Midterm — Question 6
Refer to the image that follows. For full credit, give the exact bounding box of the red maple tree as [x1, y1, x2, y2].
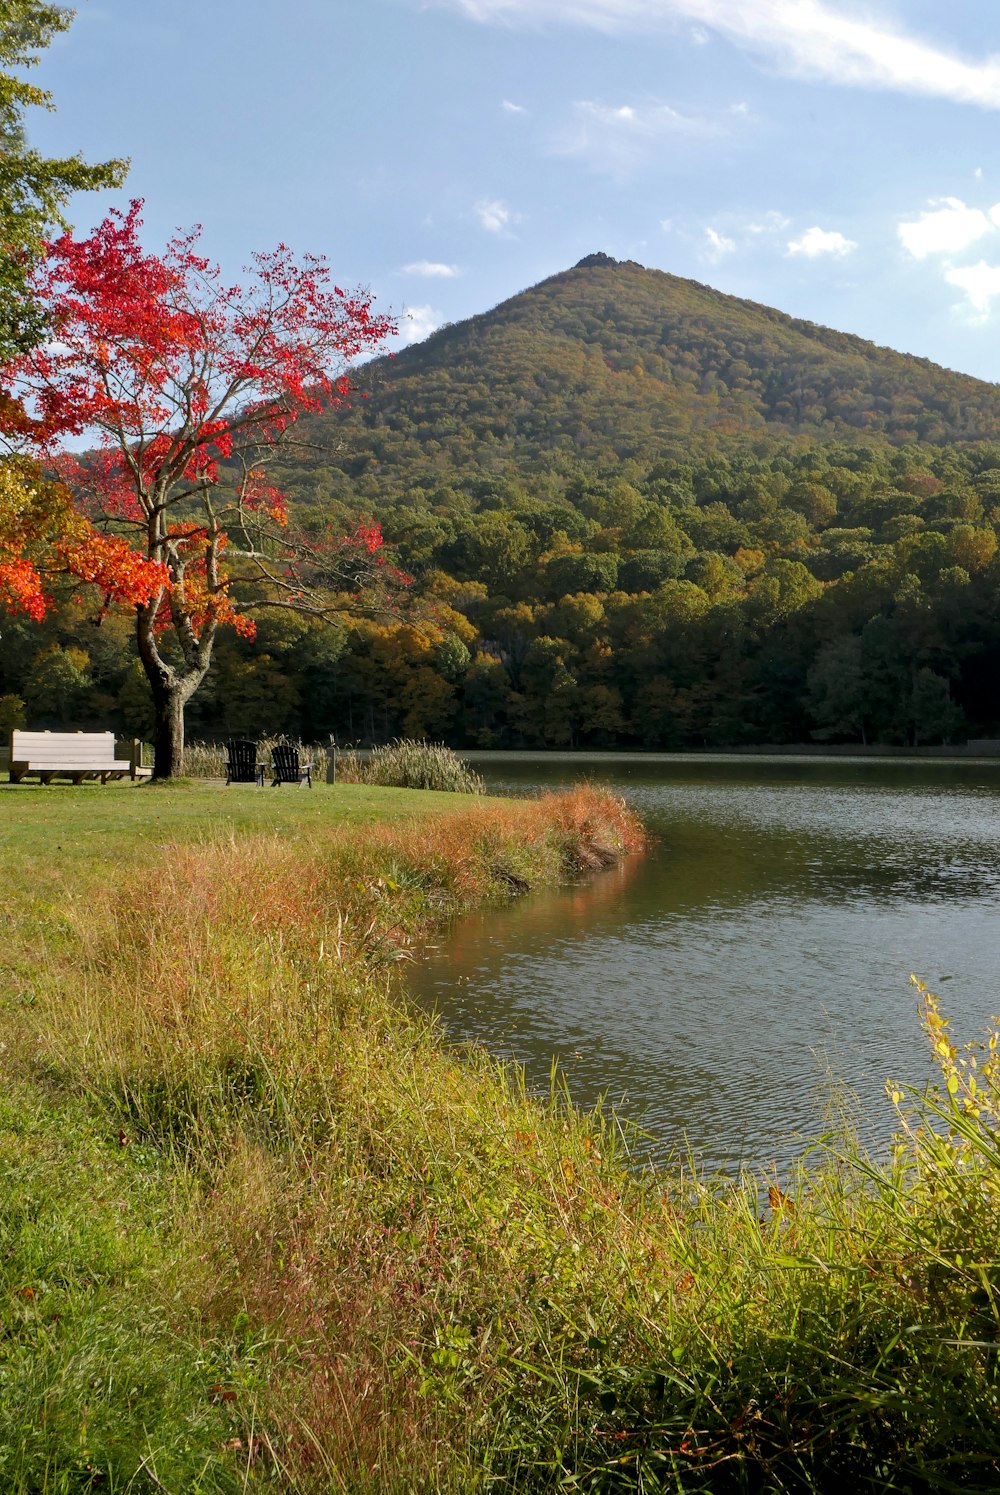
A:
[7, 202, 400, 776]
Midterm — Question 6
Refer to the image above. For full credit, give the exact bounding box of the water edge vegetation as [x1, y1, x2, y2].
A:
[2, 778, 1000, 1489]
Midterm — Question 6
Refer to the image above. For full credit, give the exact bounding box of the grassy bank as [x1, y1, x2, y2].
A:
[3, 781, 1000, 1490]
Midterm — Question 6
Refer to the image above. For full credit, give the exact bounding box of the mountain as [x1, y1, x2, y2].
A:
[289, 253, 1000, 501]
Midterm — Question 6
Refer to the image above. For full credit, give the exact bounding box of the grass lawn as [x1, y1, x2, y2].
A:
[0, 777, 485, 868]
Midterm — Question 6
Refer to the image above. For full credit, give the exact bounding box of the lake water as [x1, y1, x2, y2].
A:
[405, 755, 1000, 1175]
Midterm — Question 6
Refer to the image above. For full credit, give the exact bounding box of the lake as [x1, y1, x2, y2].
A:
[405, 754, 1000, 1175]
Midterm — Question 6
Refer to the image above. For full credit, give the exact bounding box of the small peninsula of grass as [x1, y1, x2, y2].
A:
[2, 778, 1000, 1491]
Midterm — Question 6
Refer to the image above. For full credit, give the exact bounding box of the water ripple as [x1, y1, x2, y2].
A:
[408, 758, 1000, 1174]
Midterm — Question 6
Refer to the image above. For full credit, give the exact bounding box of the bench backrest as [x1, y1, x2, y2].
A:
[11, 730, 121, 765]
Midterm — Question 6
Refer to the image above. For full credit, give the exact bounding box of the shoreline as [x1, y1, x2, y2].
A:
[3, 781, 1000, 1489]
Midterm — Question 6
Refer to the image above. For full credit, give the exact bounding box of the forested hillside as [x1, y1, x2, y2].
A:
[280, 252, 1000, 511]
[4, 255, 1000, 751]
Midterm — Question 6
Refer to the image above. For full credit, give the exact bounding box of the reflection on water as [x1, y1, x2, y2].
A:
[406, 756, 1000, 1174]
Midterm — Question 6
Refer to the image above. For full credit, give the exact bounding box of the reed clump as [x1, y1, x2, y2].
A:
[9, 782, 1000, 1490]
[337, 739, 485, 793]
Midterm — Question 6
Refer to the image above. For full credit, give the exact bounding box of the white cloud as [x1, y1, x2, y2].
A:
[703, 226, 736, 260]
[787, 225, 857, 258]
[898, 197, 999, 259]
[402, 259, 461, 277]
[572, 98, 712, 133]
[748, 210, 790, 234]
[896, 195, 1000, 321]
[428, 0, 1000, 110]
[473, 197, 519, 232]
[944, 261, 1000, 321]
[399, 305, 444, 344]
[555, 96, 723, 174]
[662, 208, 789, 255]
[501, 98, 526, 112]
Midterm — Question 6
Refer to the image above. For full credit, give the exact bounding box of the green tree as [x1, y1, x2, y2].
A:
[909, 667, 965, 745]
[0, 2, 126, 360]
[434, 632, 471, 683]
[542, 551, 619, 599]
[400, 667, 457, 740]
[807, 636, 869, 743]
[0, 689, 25, 737]
[118, 659, 154, 740]
[578, 682, 626, 744]
[461, 655, 511, 747]
[519, 637, 579, 745]
[23, 641, 90, 722]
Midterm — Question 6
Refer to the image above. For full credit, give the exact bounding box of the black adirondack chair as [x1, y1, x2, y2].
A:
[225, 739, 264, 786]
[270, 742, 312, 788]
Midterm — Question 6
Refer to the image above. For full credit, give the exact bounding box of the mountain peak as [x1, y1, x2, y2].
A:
[574, 252, 622, 270]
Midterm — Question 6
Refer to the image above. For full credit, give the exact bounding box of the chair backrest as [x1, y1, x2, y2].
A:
[271, 743, 300, 782]
[226, 739, 259, 782]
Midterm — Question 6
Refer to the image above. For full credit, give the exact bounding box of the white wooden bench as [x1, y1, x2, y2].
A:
[9, 730, 135, 784]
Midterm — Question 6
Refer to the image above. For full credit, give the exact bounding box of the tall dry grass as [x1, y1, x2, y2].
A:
[336, 739, 485, 793]
[19, 783, 1000, 1491]
[28, 787, 646, 1488]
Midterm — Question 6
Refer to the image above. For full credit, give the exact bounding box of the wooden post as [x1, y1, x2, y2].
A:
[327, 736, 337, 785]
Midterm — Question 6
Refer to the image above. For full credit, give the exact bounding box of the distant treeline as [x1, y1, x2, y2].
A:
[4, 439, 1000, 750]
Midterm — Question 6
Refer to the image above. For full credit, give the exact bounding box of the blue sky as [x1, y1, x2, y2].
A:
[28, 0, 1000, 381]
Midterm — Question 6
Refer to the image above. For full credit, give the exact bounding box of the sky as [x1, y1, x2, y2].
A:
[27, 0, 1000, 382]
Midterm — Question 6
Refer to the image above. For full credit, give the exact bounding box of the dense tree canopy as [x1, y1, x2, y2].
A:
[280, 255, 1000, 505]
[5, 439, 1000, 752]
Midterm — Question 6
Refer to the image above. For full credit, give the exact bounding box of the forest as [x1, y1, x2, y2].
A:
[4, 254, 1000, 750]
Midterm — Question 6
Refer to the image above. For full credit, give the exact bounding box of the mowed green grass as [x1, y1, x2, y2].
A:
[0, 777, 487, 870]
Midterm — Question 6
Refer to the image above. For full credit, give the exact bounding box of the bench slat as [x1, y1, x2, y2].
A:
[16, 762, 126, 771]
[9, 730, 132, 784]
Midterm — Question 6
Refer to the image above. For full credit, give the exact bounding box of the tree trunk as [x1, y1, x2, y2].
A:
[138, 640, 209, 780]
[151, 682, 187, 778]
[136, 601, 216, 780]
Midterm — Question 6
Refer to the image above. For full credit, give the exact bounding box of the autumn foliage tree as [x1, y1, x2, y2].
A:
[9, 202, 400, 775]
